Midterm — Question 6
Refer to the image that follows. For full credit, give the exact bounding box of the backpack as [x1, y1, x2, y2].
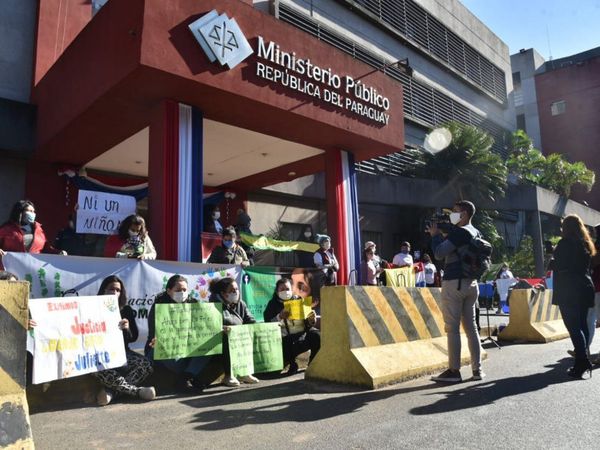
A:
[457, 232, 493, 280]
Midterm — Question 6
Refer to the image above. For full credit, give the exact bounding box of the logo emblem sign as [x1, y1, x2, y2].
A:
[188, 10, 253, 70]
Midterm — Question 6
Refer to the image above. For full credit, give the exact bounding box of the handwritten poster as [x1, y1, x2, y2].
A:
[153, 303, 223, 360]
[29, 295, 127, 384]
[76, 189, 137, 235]
[228, 323, 283, 376]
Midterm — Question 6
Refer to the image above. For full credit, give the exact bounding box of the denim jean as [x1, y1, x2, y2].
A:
[559, 303, 590, 359]
[441, 279, 482, 371]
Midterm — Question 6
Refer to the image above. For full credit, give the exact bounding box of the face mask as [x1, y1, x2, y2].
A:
[171, 291, 186, 303]
[277, 290, 293, 301]
[322, 242, 331, 250]
[128, 230, 138, 237]
[224, 292, 239, 304]
[304, 231, 312, 238]
[449, 212, 462, 225]
[223, 240, 234, 249]
[401, 248, 408, 254]
[24, 212, 36, 224]
[213, 212, 220, 220]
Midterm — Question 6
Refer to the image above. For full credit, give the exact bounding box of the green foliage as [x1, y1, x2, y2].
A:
[506, 235, 536, 278]
[405, 121, 508, 203]
[507, 131, 595, 197]
[472, 210, 506, 263]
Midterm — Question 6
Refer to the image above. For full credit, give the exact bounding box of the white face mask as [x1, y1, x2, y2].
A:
[213, 212, 220, 220]
[322, 241, 331, 251]
[171, 291, 186, 303]
[304, 231, 312, 238]
[277, 290, 293, 301]
[128, 230, 139, 237]
[224, 292, 239, 304]
[449, 212, 462, 225]
[24, 211, 36, 224]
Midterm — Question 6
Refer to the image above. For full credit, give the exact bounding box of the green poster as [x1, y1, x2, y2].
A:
[228, 323, 283, 377]
[154, 303, 223, 360]
[241, 268, 279, 321]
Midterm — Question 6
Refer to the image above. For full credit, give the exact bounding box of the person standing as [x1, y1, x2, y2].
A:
[103, 214, 156, 259]
[313, 235, 339, 286]
[360, 246, 383, 286]
[205, 206, 223, 234]
[392, 241, 413, 268]
[591, 225, 600, 364]
[551, 214, 596, 378]
[296, 225, 316, 268]
[422, 254, 438, 288]
[428, 200, 483, 383]
[207, 227, 250, 267]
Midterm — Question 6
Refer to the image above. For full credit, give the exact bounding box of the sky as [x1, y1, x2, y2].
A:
[459, 0, 600, 60]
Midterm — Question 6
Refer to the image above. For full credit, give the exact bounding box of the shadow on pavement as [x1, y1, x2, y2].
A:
[410, 358, 576, 415]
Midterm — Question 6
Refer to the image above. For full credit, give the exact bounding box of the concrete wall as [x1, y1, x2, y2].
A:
[280, 0, 515, 131]
[0, 157, 27, 222]
[0, 0, 37, 102]
[510, 49, 545, 149]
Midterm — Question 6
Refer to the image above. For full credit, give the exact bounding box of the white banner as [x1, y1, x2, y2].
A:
[4, 253, 242, 349]
[29, 295, 127, 384]
[76, 189, 137, 235]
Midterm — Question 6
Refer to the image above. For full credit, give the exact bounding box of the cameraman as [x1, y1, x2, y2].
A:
[427, 200, 483, 383]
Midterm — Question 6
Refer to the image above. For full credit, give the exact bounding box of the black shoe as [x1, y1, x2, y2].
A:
[287, 361, 299, 375]
[189, 377, 207, 391]
[567, 359, 592, 379]
[431, 369, 462, 383]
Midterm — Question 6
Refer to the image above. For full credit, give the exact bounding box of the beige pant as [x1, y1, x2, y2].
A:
[441, 279, 482, 371]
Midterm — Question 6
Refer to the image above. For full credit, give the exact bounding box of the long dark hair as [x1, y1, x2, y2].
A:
[5, 200, 35, 225]
[272, 278, 292, 299]
[97, 275, 128, 308]
[561, 214, 596, 256]
[209, 277, 236, 296]
[117, 214, 147, 241]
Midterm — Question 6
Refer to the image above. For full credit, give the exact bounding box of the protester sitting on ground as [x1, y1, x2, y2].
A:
[360, 246, 383, 286]
[0, 200, 66, 268]
[94, 275, 155, 406]
[313, 235, 339, 286]
[207, 226, 250, 267]
[145, 275, 209, 392]
[263, 278, 320, 374]
[296, 225, 316, 268]
[209, 277, 258, 387]
[422, 254, 438, 287]
[103, 214, 156, 259]
[205, 206, 223, 234]
[392, 241, 413, 268]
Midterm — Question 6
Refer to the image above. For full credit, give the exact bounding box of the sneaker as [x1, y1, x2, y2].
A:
[431, 369, 462, 383]
[138, 386, 156, 401]
[567, 349, 576, 357]
[238, 374, 260, 384]
[496, 308, 503, 314]
[224, 376, 241, 387]
[96, 388, 113, 406]
[472, 370, 486, 381]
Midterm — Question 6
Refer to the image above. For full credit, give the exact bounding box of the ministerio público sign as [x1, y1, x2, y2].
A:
[188, 10, 391, 126]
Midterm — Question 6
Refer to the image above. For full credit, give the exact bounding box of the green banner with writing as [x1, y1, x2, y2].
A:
[154, 303, 223, 360]
[228, 323, 283, 376]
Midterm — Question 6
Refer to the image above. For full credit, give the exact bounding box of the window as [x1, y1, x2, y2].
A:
[516, 114, 526, 131]
[551, 100, 566, 116]
[512, 72, 521, 88]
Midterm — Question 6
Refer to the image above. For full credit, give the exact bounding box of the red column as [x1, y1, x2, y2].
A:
[148, 100, 179, 260]
[324, 150, 349, 285]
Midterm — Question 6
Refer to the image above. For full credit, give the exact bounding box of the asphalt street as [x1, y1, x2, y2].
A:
[30, 336, 600, 450]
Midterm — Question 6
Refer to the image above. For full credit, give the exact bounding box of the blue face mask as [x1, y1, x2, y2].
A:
[223, 240, 234, 249]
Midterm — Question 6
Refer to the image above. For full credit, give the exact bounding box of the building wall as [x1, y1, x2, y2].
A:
[0, 158, 27, 221]
[510, 48, 545, 149]
[535, 53, 600, 209]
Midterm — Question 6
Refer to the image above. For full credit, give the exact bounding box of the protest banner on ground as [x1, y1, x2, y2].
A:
[154, 302, 223, 359]
[29, 295, 127, 384]
[240, 266, 321, 320]
[3, 253, 241, 349]
[228, 323, 283, 376]
[76, 189, 136, 235]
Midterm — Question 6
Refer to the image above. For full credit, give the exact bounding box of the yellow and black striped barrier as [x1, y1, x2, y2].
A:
[0, 280, 34, 449]
[499, 288, 568, 343]
[306, 286, 484, 389]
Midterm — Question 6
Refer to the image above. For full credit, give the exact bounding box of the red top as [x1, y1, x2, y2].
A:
[103, 235, 125, 258]
[0, 221, 59, 269]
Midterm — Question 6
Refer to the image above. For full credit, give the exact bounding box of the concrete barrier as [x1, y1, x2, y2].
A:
[0, 281, 34, 449]
[305, 286, 485, 389]
[499, 288, 568, 343]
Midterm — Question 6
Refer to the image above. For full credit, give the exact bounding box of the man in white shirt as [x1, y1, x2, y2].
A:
[392, 241, 413, 267]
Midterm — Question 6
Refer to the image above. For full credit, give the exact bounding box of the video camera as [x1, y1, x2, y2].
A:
[425, 211, 454, 233]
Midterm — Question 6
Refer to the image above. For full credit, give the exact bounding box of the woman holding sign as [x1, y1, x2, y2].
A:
[103, 214, 157, 259]
[0, 200, 66, 268]
[209, 277, 258, 387]
[95, 275, 155, 406]
[145, 275, 210, 392]
[264, 278, 320, 375]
